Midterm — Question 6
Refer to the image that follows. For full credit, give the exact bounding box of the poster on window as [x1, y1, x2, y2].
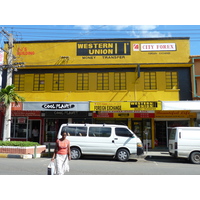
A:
[17, 117, 26, 124]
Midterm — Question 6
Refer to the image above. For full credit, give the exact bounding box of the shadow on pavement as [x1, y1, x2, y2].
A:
[75, 155, 138, 162]
[144, 155, 190, 164]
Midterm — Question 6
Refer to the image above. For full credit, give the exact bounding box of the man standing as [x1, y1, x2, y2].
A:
[32, 127, 39, 142]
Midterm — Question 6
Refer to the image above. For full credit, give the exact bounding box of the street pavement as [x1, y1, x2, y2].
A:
[1, 150, 199, 175]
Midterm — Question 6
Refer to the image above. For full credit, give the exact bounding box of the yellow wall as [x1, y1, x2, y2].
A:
[4, 38, 190, 68]
[17, 71, 180, 102]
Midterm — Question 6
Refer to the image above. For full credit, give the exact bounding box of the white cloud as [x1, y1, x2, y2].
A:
[134, 25, 159, 31]
[74, 25, 93, 31]
[72, 25, 172, 38]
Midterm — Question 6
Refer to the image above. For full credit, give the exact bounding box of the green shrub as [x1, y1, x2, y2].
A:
[0, 141, 40, 147]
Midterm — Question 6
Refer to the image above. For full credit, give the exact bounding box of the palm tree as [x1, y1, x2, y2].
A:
[0, 84, 25, 141]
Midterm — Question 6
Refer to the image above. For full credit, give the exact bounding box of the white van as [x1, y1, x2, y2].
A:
[57, 123, 144, 161]
[169, 127, 200, 164]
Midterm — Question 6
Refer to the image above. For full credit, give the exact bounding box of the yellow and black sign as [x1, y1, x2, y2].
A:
[77, 42, 130, 56]
[90, 101, 162, 111]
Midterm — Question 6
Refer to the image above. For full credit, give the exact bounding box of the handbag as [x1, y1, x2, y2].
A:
[47, 161, 56, 175]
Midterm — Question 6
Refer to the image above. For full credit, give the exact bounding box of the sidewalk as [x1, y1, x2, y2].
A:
[0, 149, 170, 159]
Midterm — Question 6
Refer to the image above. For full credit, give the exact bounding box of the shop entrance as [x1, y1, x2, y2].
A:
[155, 120, 189, 148]
[155, 121, 167, 147]
[132, 119, 152, 148]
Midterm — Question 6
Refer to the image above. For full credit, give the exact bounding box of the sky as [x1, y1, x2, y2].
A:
[1, 1, 200, 56]
[1, 25, 200, 56]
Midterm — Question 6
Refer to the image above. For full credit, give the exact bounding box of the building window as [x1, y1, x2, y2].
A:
[14, 74, 25, 91]
[53, 73, 64, 91]
[33, 74, 45, 91]
[166, 72, 178, 89]
[97, 73, 109, 90]
[114, 72, 126, 90]
[77, 73, 89, 90]
[144, 72, 157, 90]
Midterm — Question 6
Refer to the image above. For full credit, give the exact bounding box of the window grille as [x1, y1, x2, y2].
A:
[53, 73, 64, 91]
[114, 72, 126, 90]
[166, 72, 178, 89]
[33, 74, 45, 91]
[77, 73, 89, 90]
[14, 74, 25, 91]
[144, 72, 157, 90]
[97, 73, 109, 90]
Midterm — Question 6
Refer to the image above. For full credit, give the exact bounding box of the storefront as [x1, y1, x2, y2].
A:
[22, 101, 91, 144]
[11, 110, 42, 142]
[42, 111, 92, 143]
[0, 100, 198, 149]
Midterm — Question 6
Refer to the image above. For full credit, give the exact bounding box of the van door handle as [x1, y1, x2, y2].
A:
[112, 138, 118, 143]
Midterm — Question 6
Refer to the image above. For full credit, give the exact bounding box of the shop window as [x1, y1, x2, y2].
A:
[114, 72, 126, 90]
[89, 127, 111, 137]
[11, 117, 27, 138]
[45, 119, 57, 142]
[77, 73, 89, 90]
[53, 73, 64, 91]
[33, 74, 45, 91]
[166, 72, 178, 89]
[14, 74, 25, 91]
[97, 73, 109, 90]
[144, 72, 157, 90]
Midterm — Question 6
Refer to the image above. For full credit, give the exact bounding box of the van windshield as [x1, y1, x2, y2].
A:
[169, 129, 176, 140]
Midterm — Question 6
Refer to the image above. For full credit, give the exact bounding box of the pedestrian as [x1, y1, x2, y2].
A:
[51, 131, 71, 175]
[32, 127, 39, 142]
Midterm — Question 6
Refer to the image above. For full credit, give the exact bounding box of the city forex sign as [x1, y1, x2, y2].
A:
[141, 43, 176, 51]
[77, 42, 130, 56]
[90, 101, 162, 111]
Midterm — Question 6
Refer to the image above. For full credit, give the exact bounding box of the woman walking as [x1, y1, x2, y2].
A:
[51, 131, 71, 175]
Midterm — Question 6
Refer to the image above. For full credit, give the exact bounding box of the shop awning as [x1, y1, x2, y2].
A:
[162, 101, 200, 111]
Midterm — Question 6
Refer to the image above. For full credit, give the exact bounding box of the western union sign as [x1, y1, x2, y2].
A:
[90, 101, 162, 111]
[77, 42, 130, 56]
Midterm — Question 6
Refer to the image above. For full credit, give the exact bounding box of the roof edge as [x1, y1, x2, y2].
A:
[4, 37, 190, 44]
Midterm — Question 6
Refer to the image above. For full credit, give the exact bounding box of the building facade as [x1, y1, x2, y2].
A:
[0, 37, 195, 149]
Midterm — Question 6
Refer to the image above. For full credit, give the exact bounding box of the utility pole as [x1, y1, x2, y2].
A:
[1, 28, 25, 141]
[1, 28, 14, 141]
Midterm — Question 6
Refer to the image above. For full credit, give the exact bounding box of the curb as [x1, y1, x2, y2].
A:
[0, 153, 42, 159]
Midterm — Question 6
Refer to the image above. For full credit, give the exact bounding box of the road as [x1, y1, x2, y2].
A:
[0, 154, 200, 175]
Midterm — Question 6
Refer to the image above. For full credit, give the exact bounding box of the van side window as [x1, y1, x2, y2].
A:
[61, 126, 87, 136]
[115, 128, 133, 137]
[89, 127, 111, 137]
[169, 129, 176, 140]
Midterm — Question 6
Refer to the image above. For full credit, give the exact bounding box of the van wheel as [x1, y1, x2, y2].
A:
[71, 147, 81, 160]
[116, 149, 129, 162]
[190, 152, 200, 164]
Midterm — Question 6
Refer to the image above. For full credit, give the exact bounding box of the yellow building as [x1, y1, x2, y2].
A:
[1, 37, 195, 148]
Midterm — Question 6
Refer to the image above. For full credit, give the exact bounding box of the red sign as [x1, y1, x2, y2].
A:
[0, 102, 23, 111]
[11, 102, 23, 111]
[17, 117, 26, 123]
[93, 112, 113, 118]
[17, 47, 35, 55]
[133, 44, 139, 51]
[12, 111, 41, 117]
[134, 113, 155, 118]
